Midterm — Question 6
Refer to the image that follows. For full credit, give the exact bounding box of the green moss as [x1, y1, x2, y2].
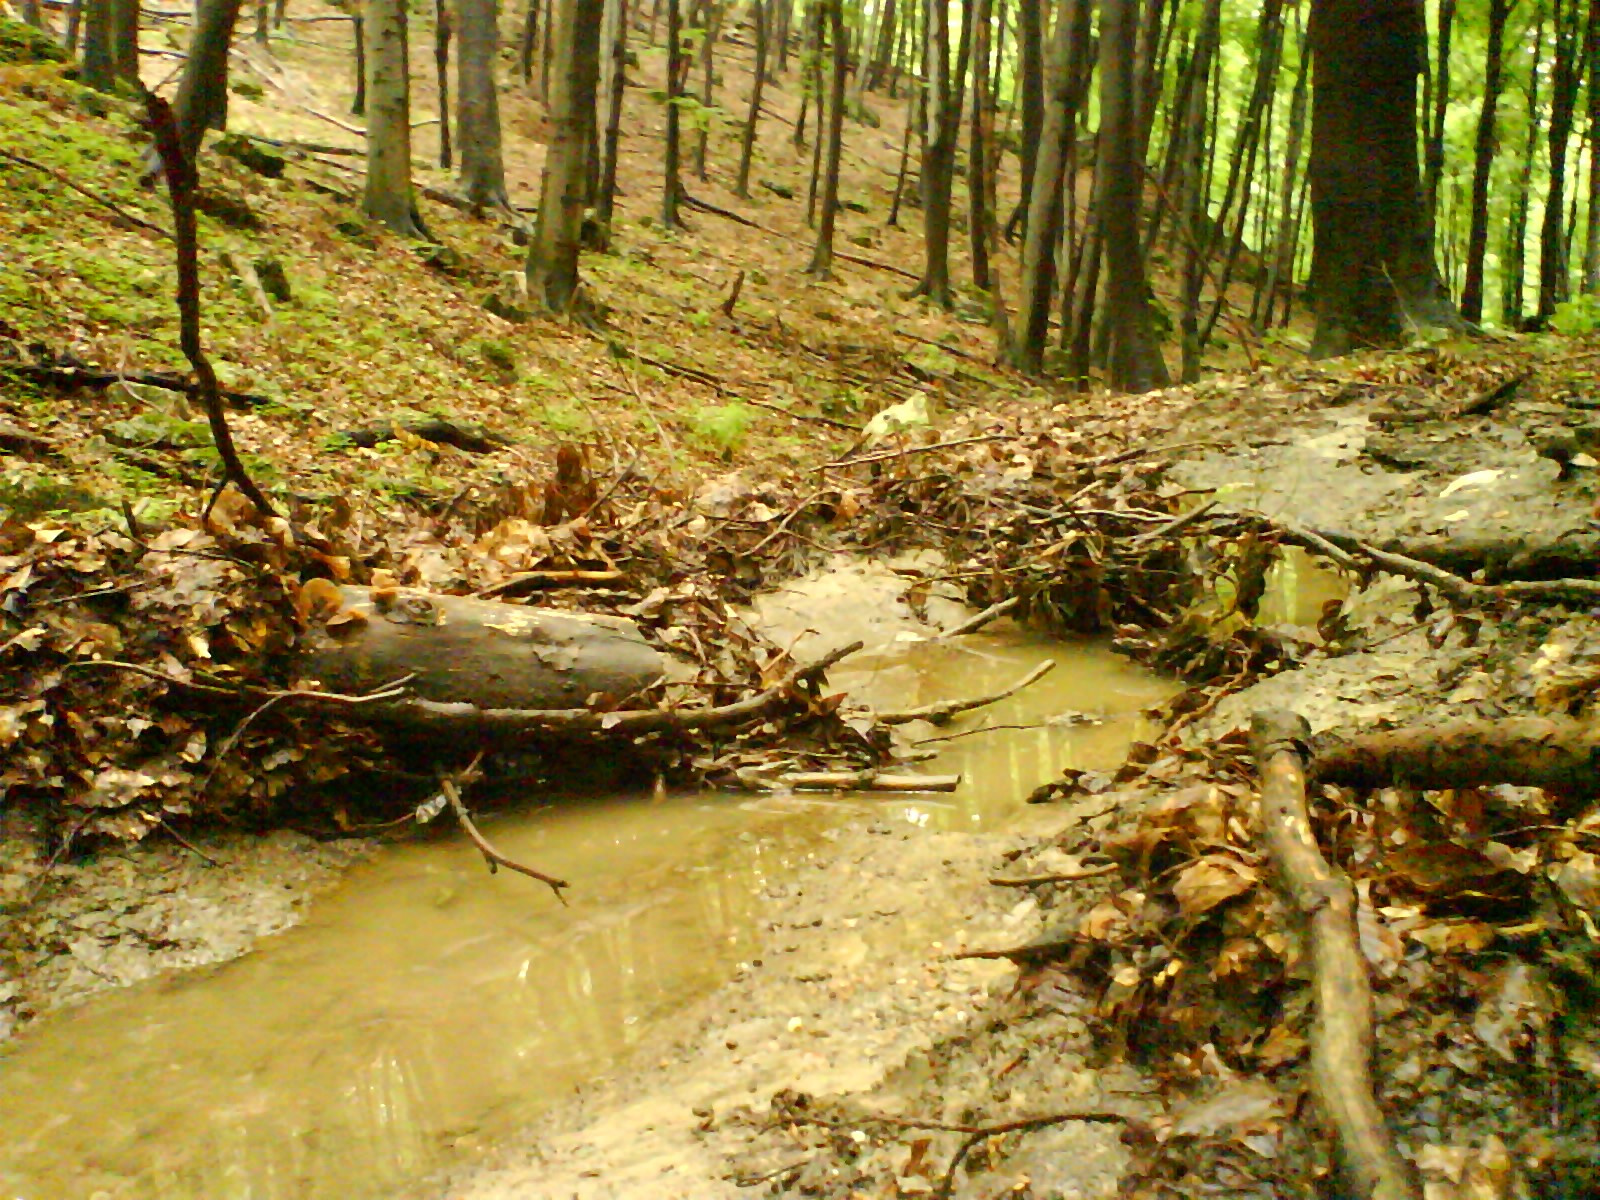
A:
[0, 16, 68, 64]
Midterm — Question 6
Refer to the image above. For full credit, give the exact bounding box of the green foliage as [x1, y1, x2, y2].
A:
[0, 15, 68, 64]
[1549, 295, 1600, 337]
[690, 401, 755, 451]
[104, 411, 212, 450]
[474, 336, 518, 379]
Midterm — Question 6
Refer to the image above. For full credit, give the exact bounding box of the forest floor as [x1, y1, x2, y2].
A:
[3, 10, 1600, 1198]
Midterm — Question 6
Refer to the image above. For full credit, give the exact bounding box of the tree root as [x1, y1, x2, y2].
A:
[1251, 711, 1419, 1200]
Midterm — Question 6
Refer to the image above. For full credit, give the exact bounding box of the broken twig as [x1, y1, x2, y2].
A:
[878, 659, 1055, 726]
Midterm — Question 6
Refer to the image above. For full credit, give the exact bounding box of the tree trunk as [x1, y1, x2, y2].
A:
[1503, 12, 1545, 330]
[66, 0, 84, 55]
[20, 0, 44, 27]
[735, 0, 767, 197]
[435, 0, 453, 170]
[868, 0, 896, 87]
[352, 1, 368, 113]
[1176, 0, 1219, 381]
[662, 0, 684, 225]
[794, 0, 819, 147]
[457, 0, 508, 207]
[528, 0, 603, 311]
[694, 0, 723, 179]
[806, 0, 847, 275]
[363, 0, 424, 237]
[80, 0, 115, 92]
[887, 86, 918, 227]
[173, 0, 243, 164]
[1004, 0, 1043, 243]
[775, 0, 791, 73]
[593, 0, 629, 239]
[1421, 0, 1453, 256]
[109, 0, 138, 80]
[1307, 0, 1456, 356]
[966, 0, 993, 290]
[911, 0, 973, 307]
[1009, 0, 1088, 373]
[1459, 0, 1507, 323]
[1099, 0, 1170, 393]
[1537, 0, 1583, 323]
[1259, 10, 1308, 334]
[1584, 0, 1600, 294]
[519, 0, 539, 84]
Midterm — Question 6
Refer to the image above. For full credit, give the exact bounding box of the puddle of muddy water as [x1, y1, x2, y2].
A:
[0, 571, 1186, 1200]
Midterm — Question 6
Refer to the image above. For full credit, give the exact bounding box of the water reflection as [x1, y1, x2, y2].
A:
[0, 631, 1171, 1200]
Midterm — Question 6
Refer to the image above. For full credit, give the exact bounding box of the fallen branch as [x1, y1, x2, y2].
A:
[1251, 711, 1419, 1200]
[988, 863, 1119, 887]
[1311, 715, 1600, 819]
[1303, 529, 1600, 605]
[0, 148, 172, 239]
[1, 360, 275, 409]
[819, 433, 1012, 471]
[359, 640, 864, 737]
[779, 770, 961, 792]
[473, 569, 625, 599]
[939, 595, 1020, 637]
[1453, 371, 1529, 418]
[441, 768, 568, 901]
[878, 659, 1055, 727]
[338, 415, 511, 452]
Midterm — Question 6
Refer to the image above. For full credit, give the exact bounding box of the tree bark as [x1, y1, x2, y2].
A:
[1536, 0, 1583, 323]
[109, 0, 138, 81]
[1421, 0, 1452, 256]
[1099, 0, 1170, 393]
[868, 0, 896, 87]
[79, 0, 115, 92]
[457, 0, 509, 207]
[1176, 0, 1219, 382]
[519, 0, 539, 84]
[351, 0, 368, 115]
[434, 0, 453, 169]
[911, 0, 973, 307]
[1503, 11, 1544, 330]
[806, 0, 847, 276]
[662, 0, 684, 225]
[1004, 0, 1043, 244]
[735, 0, 767, 197]
[1584, 0, 1600, 294]
[1459, 0, 1508, 324]
[363, 0, 424, 237]
[172, 0, 244, 165]
[1307, 0, 1456, 356]
[966, 0, 993, 290]
[593, 0, 629, 238]
[1009, 0, 1088, 374]
[527, 0, 603, 311]
[1259, 10, 1308, 333]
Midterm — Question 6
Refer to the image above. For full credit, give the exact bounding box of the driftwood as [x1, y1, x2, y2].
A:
[338, 416, 511, 452]
[1311, 716, 1600, 820]
[1251, 711, 1419, 1200]
[297, 587, 666, 711]
[878, 659, 1055, 726]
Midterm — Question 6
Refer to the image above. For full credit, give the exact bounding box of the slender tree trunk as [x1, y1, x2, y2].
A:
[108, 0, 137, 76]
[794, 0, 819, 146]
[966, 0, 993, 290]
[1176, 0, 1219, 381]
[911, 0, 973, 306]
[1421, 0, 1453, 254]
[807, 0, 847, 275]
[274, 0, 288, 26]
[173, 0, 243, 163]
[1504, 10, 1545, 329]
[1003, 0, 1041, 244]
[1537, 0, 1583, 322]
[352, 1, 368, 114]
[1307, 0, 1456, 356]
[80, 0, 115, 92]
[662, 0, 684, 225]
[65, 0, 84, 54]
[1259, 9, 1308, 335]
[257, 0, 270, 42]
[435, 0, 453, 170]
[21, 0, 44, 27]
[1098, 0, 1168, 391]
[519, 0, 539, 83]
[736, 0, 768, 197]
[694, 0, 723, 179]
[868, 0, 896, 87]
[363, 0, 424, 237]
[528, 0, 604, 310]
[887, 87, 918, 227]
[594, 0, 629, 237]
[1010, 0, 1088, 372]
[1584, 0, 1600, 294]
[1460, 0, 1508, 323]
[457, 0, 508, 206]
[775, 0, 791, 72]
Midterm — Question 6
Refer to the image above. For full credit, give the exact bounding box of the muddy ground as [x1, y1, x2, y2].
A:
[5, 347, 1599, 1196]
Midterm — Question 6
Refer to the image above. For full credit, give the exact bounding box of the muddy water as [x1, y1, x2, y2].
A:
[0, 570, 1196, 1200]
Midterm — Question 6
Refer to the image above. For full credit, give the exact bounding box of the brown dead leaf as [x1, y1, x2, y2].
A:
[1172, 855, 1258, 918]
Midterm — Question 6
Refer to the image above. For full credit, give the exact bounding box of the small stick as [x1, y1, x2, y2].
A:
[157, 817, 225, 866]
[878, 659, 1055, 727]
[940, 595, 1020, 637]
[778, 771, 962, 792]
[441, 774, 569, 901]
[988, 863, 1119, 887]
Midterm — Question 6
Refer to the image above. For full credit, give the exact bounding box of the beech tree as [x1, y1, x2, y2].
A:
[457, 0, 509, 208]
[1306, 0, 1456, 355]
[528, 0, 604, 311]
[363, 0, 424, 237]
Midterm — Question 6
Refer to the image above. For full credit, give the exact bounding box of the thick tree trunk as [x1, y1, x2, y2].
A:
[593, 0, 629, 237]
[1536, 0, 1583, 323]
[457, 0, 509, 207]
[1459, 0, 1508, 323]
[363, 0, 424, 237]
[173, 0, 243, 164]
[1421, 0, 1452, 256]
[806, 0, 847, 276]
[735, 0, 767, 197]
[662, 0, 684, 225]
[528, 0, 603, 311]
[1099, 0, 1170, 393]
[297, 588, 665, 711]
[80, 0, 115, 92]
[1009, 0, 1088, 373]
[1307, 0, 1456, 356]
[434, 0, 453, 169]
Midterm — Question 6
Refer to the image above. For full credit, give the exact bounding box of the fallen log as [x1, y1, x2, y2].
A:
[1251, 711, 1419, 1200]
[1311, 716, 1600, 820]
[780, 770, 961, 792]
[296, 586, 666, 710]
